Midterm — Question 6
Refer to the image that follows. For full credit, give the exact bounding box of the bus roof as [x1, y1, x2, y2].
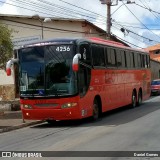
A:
[86, 37, 148, 54]
[21, 37, 148, 54]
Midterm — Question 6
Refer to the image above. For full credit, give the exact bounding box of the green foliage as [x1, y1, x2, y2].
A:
[0, 22, 13, 69]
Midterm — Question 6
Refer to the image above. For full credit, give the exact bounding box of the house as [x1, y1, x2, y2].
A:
[146, 44, 160, 80]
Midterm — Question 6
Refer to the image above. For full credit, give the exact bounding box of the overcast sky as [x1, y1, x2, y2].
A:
[1, 0, 160, 48]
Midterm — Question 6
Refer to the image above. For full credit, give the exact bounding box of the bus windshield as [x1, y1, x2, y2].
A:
[19, 44, 78, 97]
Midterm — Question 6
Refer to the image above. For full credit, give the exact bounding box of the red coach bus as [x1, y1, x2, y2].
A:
[6, 37, 151, 123]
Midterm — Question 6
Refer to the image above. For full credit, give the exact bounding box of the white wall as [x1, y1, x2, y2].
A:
[0, 70, 14, 85]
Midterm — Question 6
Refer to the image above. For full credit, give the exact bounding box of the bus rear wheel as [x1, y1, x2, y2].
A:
[137, 91, 142, 106]
[92, 99, 99, 120]
[131, 91, 137, 108]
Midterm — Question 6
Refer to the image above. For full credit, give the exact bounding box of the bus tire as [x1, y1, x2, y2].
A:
[46, 120, 56, 125]
[137, 90, 142, 106]
[131, 91, 137, 108]
[92, 99, 99, 120]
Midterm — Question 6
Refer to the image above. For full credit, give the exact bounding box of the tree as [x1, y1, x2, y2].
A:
[0, 22, 13, 69]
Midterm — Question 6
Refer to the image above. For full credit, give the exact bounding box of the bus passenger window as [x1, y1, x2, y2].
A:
[141, 55, 145, 68]
[134, 53, 138, 68]
[92, 45, 105, 67]
[146, 55, 150, 68]
[116, 49, 122, 67]
[130, 52, 135, 68]
[126, 51, 131, 68]
[110, 49, 116, 67]
[121, 50, 126, 68]
[106, 48, 116, 67]
[137, 54, 141, 68]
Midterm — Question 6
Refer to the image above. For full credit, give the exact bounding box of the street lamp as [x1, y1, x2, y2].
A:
[32, 14, 52, 39]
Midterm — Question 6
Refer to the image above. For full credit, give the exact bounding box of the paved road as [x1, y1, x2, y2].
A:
[0, 96, 160, 160]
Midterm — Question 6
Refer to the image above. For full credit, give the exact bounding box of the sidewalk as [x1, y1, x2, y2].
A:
[0, 110, 43, 133]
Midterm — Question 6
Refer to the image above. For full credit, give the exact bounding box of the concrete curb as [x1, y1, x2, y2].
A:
[0, 99, 20, 111]
[0, 120, 44, 134]
[0, 110, 22, 119]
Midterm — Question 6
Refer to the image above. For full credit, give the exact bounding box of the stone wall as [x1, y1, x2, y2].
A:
[0, 84, 15, 101]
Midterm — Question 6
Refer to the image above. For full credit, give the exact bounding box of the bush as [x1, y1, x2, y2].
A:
[0, 23, 13, 69]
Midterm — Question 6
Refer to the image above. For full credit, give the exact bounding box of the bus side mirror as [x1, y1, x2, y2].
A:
[72, 53, 81, 71]
[6, 59, 19, 76]
[6, 60, 12, 76]
[6, 68, 11, 76]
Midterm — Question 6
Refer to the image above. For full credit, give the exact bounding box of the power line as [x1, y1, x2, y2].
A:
[4, 0, 107, 28]
[36, 0, 102, 21]
[122, 1, 160, 40]
[1, 0, 159, 48]
[58, 0, 106, 18]
[135, 2, 160, 15]
[113, 21, 160, 26]
[138, 0, 160, 20]
[113, 23, 160, 30]
[111, 3, 124, 16]
[112, 20, 160, 43]
[142, 0, 160, 19]
[111, 33, 143, 48]
[112, 25, 145, 44]
[0, 0, 58, 17]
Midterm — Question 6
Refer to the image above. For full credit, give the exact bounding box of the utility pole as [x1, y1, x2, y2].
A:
[100, 0, 118, 39]
[107, 0, 111, 39]
[100, 0, 135, 40]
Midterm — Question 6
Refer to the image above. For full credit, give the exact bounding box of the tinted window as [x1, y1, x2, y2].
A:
[151, 81, 160, 85]
[130, 52, 135, 68]
[137, 53, 141, 68]
[146, 55, 150, 68]
[19, 45, 77, 96]
[121, 50, 126, 68]
[116, 49, 122, 67]
[134, 53, 138, 68]
[106, 48, 116, 67]
[141, 55, 145, 68]
[126, 51, 131, 68]
[92, 45, 105, 67]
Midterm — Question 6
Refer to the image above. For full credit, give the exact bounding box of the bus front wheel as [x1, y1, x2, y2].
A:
[92, 99, 99, 120]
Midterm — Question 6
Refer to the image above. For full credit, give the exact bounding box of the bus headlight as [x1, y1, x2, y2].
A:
[61, 103, 77, 109]
[21, 104, 32, 109]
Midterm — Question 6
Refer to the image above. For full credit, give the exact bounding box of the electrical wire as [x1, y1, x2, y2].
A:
[5, 0, 107, 27]
[58, 0, 106, 18]
[138, 0, 160, 20]
[112, 20, 160, 43]
[122, 1, 160, 40]
[112, 25, 145, 44]
[135, 2, 160, 15]
[111, 33, 144, 49]
[1, 0, 160, 48]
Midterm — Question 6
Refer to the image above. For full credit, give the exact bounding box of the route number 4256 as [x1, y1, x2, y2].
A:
[56, 46, 71, 52]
